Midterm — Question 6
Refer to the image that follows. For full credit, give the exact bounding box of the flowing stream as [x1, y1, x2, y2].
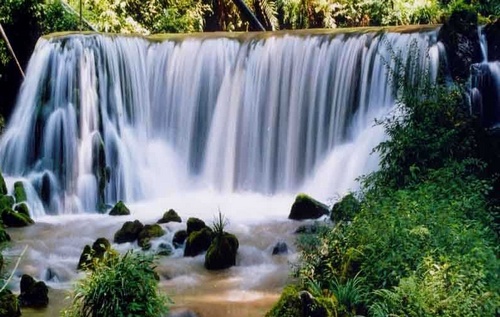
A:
[1, 27, 440, 316]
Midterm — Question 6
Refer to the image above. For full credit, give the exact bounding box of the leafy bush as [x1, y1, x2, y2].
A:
[63, 250, 170, 317]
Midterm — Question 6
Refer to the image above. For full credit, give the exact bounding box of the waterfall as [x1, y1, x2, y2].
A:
[470, 26, 500, 128]
[0, 30, 440, 216]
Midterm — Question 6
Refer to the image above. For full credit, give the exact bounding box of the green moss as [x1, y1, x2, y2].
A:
[138, 224, 165, 250]
[157, 209, 181, 223]
[13, 181, 27, 203]
[204, 233, 239, 270]
[109, 200, 130, 216]
[330, 193, 361, 222]
[184, 227, 213, 257]
[15, 202, 30, 218]
[1, 208, 34, 227]
[266, 285, 335, 317]
[0, 171, 7, 196]
[0, 290, 21, 317]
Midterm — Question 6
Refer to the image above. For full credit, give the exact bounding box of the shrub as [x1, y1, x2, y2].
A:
[63, 250, 170, 317]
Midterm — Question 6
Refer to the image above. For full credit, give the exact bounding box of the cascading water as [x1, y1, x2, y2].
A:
[0, 29, 440, 217]
[471, 27, 500, 128]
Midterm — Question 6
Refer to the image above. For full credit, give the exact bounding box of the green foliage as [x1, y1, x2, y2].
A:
[64, 250, 170, 317]
[42, 0, 80, 34]
[211, 210, 228, 237]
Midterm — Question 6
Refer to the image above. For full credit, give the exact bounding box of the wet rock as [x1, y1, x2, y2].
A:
[295, 223, 320, 234]
[272, 242, 288, 255]
[330, 193, 361, 223]
[18, 274, 49, 308]
[485, 19, 500, 61]
[157, 209, 182, 224]
[114, 220, 144, 244]
[288, 194, 329, 220]
[0, 195, 14, 211]
[109, 200, 130, 216]
[1, 207, 34, 227]
[0, 170, 7, 196]
[204, 233, 239, 270]
[0, 290, 21, 317]
[184, 227, 213, 257]
[265, 285, 334, 317]
[138, 224, 165, 250]
[172, 230, 188, 248]
[77, 237, 111, 270]
[44, 267, 59, 282]
[186, 217, 207, 235]
[438, 9, 482, 80]
[15, 202, 30, 218]
[13, 181, 27, 203]
[157, 243, 173, 256]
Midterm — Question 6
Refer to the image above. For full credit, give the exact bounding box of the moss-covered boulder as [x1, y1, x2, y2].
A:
[77, 237, 111, 270]
[437, 9, 482, 80]
[114, 220, 144, 244]
[186, 217, 207, 235]
[330, 193, 361, 223]
[0, 290, 21, 317]
[485, 19, 500, 61]
[0, 170, 7, 196]
[0, 195, 14, 212]
[204, 233, 239, 270]
[109, 200, 130, 216]
[157, 243, 173, 256]
[157, 209, 182, 223]
[1, 207, 34, 227]
[15, 202, 30, 218]
[184, 227, 213, 257]
[173, 230, 188, 248]
[288, 194, 329, 220]
[18, 274, 49, 308]
[138, 224, 165, 250]
[265, 285, 336, 317]
[13, 181, 27, 203]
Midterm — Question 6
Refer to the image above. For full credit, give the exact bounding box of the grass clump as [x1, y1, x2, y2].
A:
[63, 250, 170, 317]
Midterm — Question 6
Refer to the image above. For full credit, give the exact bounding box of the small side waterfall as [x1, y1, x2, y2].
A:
[471, 26, 500, 128]
[0, 30, 440, 216]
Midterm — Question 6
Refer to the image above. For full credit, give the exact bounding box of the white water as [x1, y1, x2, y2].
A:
[0, 30, 439, 217]
[471, 27, 500, 128]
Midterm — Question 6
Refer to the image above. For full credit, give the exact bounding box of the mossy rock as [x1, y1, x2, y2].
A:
[157, 209, 182, 223]
[114, 220, 144, 244]
[0, 170, 7, 196]
[265, 285, 336, 317]
[485, 19, 500, 61]
[77, 237, 111, 270]
[138, 224, 165, 250]
[173, 230, 188, 248]
[184, 227, 213, 257]
[0, 195, 14, 212]
[330, 193, 361, 222]
[109, 200, 130, 216]
[0, 290, 21, 317]
[15, 202, 30, 218]
[13, 181, 27, 203]
[437, 9, 482, 80]
[18, 274, 49, 308]
[204, 233, 239, 270]
[186, 217, 207, 235]
[1, 208, 34, 227]
[156, 243, 173, 256]
[288, 194, 329, 220]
